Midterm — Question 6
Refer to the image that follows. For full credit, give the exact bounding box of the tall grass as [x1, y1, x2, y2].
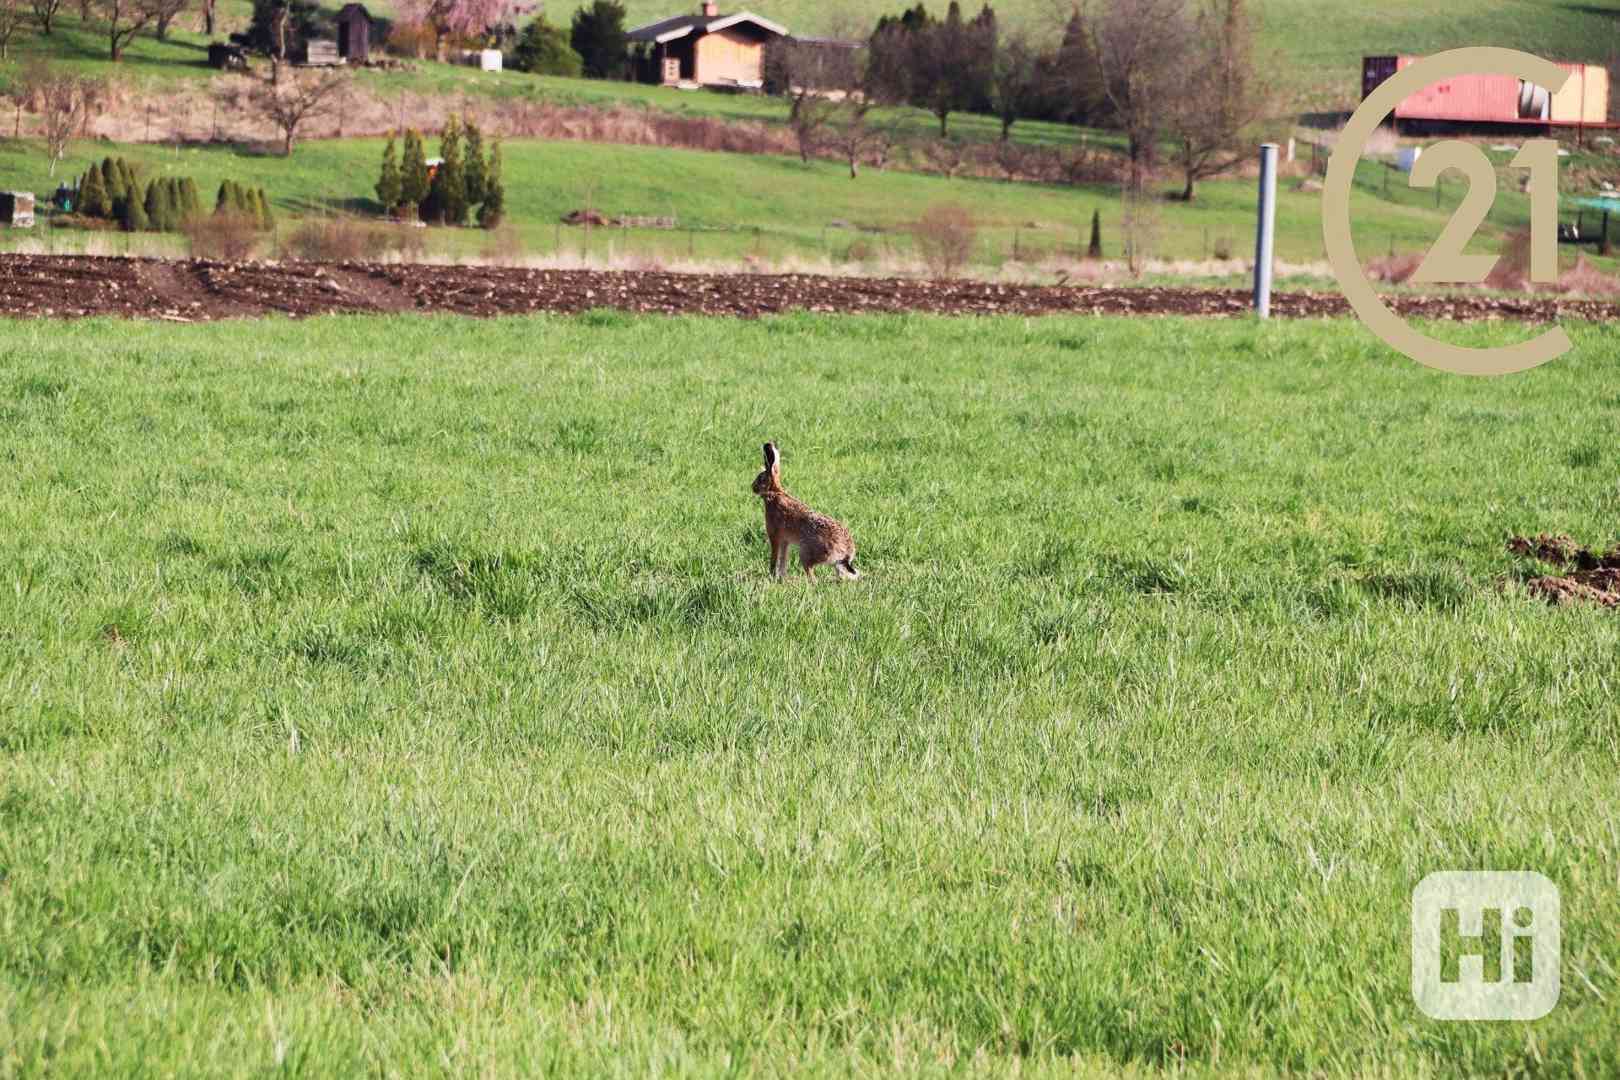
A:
[1, 312, 1618, 1075]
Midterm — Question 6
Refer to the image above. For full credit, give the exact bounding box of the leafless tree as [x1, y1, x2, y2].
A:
[769, 40, 852, 164]
[924, 137, 969, 179]
[92, 0, 163, 61]
[199, 0, 213, 34]
[30, 0, 64, 34]
[250, 68, 350, 156]
[1164, 0, 1275, 200]
[989, 33, 1042, 141]
[16, 61, 104, 175]
[149, 0, 187, 39]
[768, 30, 871, 166]
[827, 97, 883, 179]
[1087, 0, 1193, 190]
[0, 0, 29, 58]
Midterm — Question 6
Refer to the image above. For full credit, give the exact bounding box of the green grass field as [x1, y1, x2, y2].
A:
[3, 311, 1619, 1075]
[8, 132, 1614, 277]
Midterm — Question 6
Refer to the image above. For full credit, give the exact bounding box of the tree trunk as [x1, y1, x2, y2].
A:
[284, 131, 294, 156]
[1181, 174, 1195, 201]
[937, 110, 948, 137]
[203, 0, 214, 34]
[848, 154, 858, 179]
[1000, 115, 1013, 141]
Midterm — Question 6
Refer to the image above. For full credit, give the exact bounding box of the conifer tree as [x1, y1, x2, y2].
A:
[375, 132, 402, 213]
[121, 182, 149, 231]
[477, 141, 504, 229]
[400, 129, 430, 214]
[79, 163, 111, 218]
[462, 119, 486, 209]
[180, 177, 201, 220]
[144, 179, 168, 231]
[429, 114, 467, 226]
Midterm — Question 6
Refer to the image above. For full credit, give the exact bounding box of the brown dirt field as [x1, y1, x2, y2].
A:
[6, 255, 1620, 324]
[1507, 534, 1620, 607]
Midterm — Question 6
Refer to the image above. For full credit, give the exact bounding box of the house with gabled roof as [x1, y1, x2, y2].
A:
[627, 2, 788, 89]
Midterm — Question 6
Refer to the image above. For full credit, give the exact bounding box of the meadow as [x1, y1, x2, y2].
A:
[2, 310, 1619, 1075]
[4, 130, 1601, 278]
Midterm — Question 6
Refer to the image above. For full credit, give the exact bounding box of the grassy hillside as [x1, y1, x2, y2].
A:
[5, 132, 1614, 277]
[614, 0, 1620, 109]
[3, 311, 1619, 1074]
[4, 0, 1618, 120]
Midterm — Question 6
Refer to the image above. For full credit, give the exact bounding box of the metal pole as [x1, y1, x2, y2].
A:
[1253, 142, 1278, 319]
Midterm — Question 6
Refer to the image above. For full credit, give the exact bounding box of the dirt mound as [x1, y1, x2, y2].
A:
[6, 255, 1620, 324]
[1506, 533, 1620, 607]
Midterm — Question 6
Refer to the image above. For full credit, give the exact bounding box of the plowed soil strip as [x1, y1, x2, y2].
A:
[4, 255, 1619, 323]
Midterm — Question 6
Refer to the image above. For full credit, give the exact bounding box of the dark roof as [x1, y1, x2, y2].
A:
[626, 11, 787, 44]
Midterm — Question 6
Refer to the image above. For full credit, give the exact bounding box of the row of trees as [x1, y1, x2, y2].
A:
[0, 0, 205, 61]
[772, 0, 1274, 200]
[374, 115, 505, 227]
[71, 155, 273, 232]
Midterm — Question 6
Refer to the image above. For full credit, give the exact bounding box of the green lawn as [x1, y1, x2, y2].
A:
[2, 311, 1619, 1075]
[9, 133, 1615, 275]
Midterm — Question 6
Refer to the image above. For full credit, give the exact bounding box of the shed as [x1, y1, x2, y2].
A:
[335, 4, 371, 63]
[0, 192, 36, 228]
[628, 3, 787, 88]
[304, 38, 341, 66]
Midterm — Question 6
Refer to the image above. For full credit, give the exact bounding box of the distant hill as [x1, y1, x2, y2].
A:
[618, 0, 1620, 111]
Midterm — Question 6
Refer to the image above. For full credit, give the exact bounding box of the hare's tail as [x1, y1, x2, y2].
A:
[836, 556, 860, 580]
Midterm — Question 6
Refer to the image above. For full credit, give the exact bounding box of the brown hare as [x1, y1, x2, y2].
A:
[752, 442, 859, 581]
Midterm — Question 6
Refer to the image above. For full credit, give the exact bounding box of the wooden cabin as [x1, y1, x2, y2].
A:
[627, 3, 787, 89]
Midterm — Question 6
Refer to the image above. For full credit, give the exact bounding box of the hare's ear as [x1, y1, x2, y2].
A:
[763, 443, 779, 471]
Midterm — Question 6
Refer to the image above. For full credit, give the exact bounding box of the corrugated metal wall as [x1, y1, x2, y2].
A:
[1362, 55, 1611, 125]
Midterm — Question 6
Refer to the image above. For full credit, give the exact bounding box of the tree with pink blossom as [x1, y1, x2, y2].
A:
[394, 0, 528, 57]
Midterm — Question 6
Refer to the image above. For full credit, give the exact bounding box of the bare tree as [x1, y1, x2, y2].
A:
[0, 0, 29, 58]
[1164, 0, 1274, 200]
[989, 32, 1042, 141]
[29, 0, 64, 34]
[1087, 0, 1193, 190]
[827, 97, 882, 179]
[768, 37, 861, 164]
[199, 0, 213, 34]
[924, 137, 969, 179]
[92, 0, 162, 61]
[16, 62, 104, 175]
[251, 68, 350, 156]
[150, 0, 187, 39]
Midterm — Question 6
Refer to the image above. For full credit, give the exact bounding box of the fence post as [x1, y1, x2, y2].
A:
[1253, 142, 1278, 319]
